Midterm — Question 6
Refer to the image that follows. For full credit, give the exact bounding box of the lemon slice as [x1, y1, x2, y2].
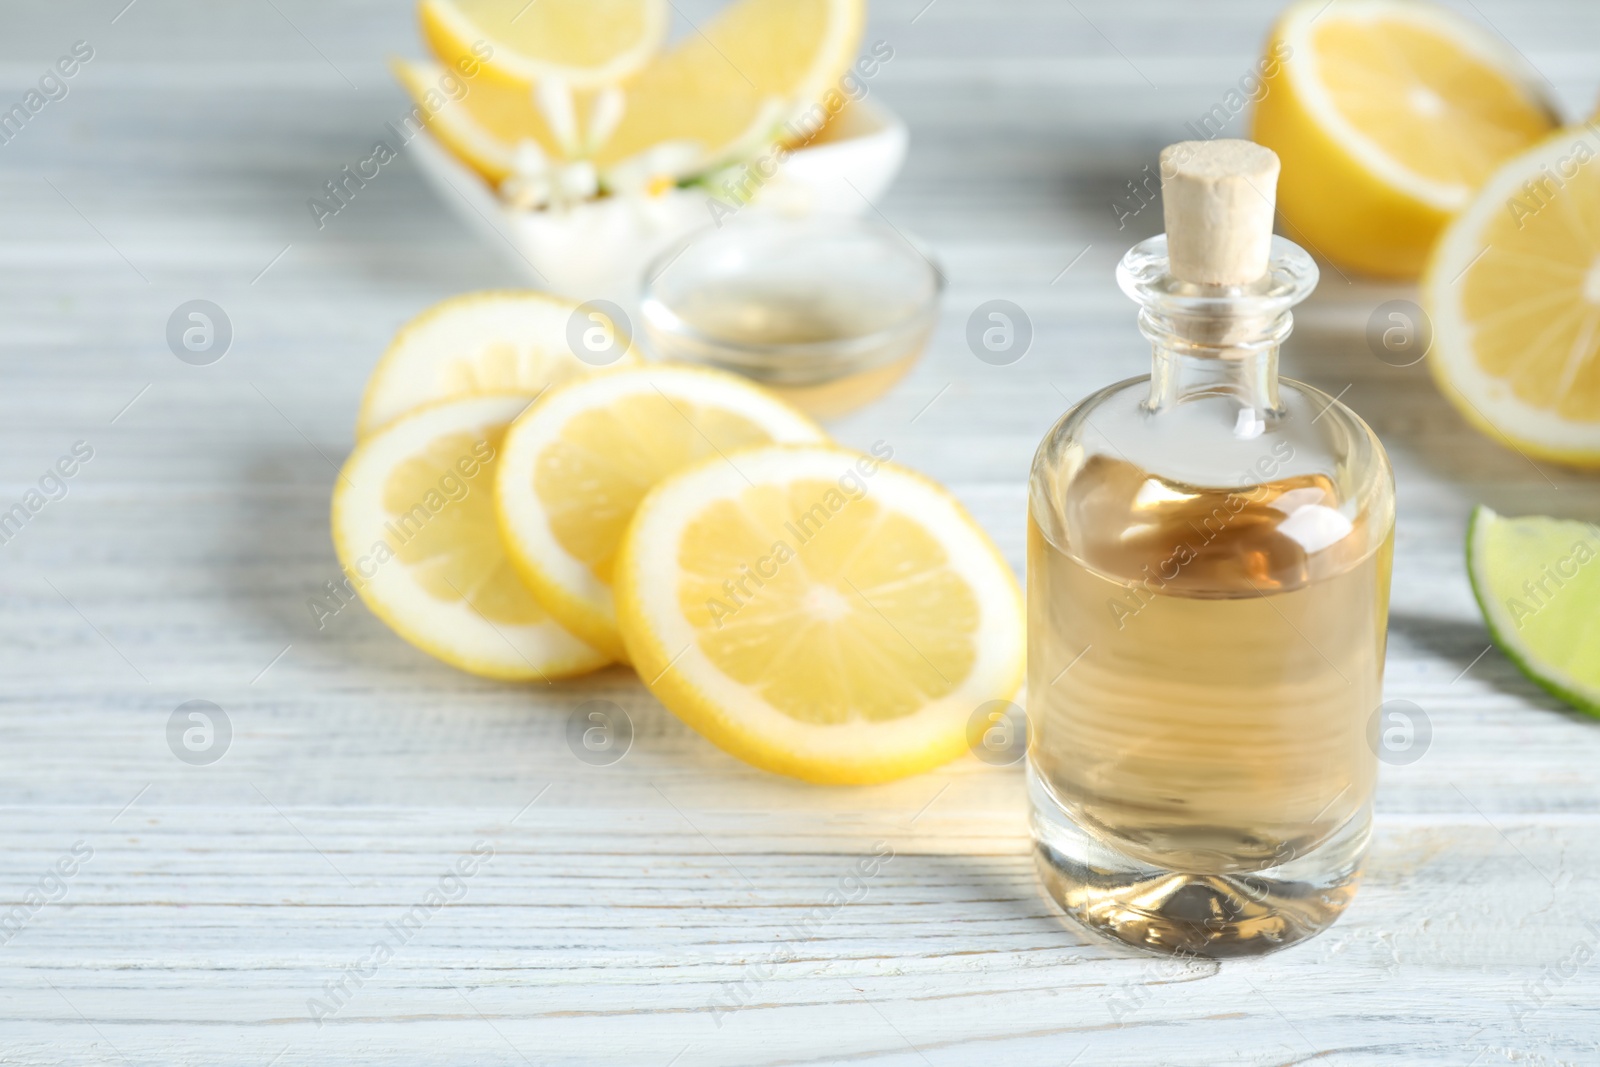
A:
[1252, 0, 1558, 278]
[613, 445, 1025, 784]
[495, 366, 827, 662]
[1468, 506, 1600, 716]
[1423, 131, 1600, 466]
[357, 291, 640, 439]
[420, 0, 668, 90]
[332, 395, 608, 680]
[598, 0, 866, 179]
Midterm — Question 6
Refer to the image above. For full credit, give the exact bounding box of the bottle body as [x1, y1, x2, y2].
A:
[1027, 237, 1395, 956]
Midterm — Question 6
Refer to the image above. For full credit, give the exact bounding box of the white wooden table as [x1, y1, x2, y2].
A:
[3, 1, 1599, 1063]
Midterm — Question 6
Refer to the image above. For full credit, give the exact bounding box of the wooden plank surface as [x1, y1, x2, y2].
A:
[2, 0, 1599, 1063]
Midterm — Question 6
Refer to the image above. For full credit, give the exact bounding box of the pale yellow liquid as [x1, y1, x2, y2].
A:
[664, 288, 929, 417]
[1029, 455, 1392, 874]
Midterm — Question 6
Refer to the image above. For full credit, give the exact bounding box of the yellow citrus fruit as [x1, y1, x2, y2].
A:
[332, 395, 609, 680]
[392, 58, 565, 183]
[420, 0, 667, 91]
[1251, 0, 1559, 278]
[357, 290, 640, 439]
[494, 366, 828, 663]
[598, 0, 866, 180]
[1423, 128, 1600, 467]
[613, 445, 1025, 784]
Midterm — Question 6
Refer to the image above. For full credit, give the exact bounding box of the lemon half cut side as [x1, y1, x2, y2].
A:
[1424, 129, 1600, 466]
[1252, 0, 1559, 277]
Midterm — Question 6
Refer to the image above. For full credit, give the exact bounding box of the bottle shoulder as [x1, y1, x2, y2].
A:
[1030, 374, 1394, 593]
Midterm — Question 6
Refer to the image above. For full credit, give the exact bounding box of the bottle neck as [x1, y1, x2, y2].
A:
[1140, 306, 1287, 418]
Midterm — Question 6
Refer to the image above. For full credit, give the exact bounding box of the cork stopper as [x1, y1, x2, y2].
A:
[1159, 140, 1280, 287]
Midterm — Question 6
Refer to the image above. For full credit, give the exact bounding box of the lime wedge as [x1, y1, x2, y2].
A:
[1466, 505, 1600, 716]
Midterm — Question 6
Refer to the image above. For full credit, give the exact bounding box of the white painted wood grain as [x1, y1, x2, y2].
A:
[0, 0, 1598, 1064]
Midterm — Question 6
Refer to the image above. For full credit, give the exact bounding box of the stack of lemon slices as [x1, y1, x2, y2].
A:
[331, 291, 1024, 784]
[394, 0, 865, 194]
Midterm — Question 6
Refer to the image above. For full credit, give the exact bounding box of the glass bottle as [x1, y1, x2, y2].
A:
[1027, 140, 1394, 957]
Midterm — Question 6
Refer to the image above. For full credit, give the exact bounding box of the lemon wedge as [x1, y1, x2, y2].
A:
[613, 445, 1025, 784]
[494, 366, 827, 662]
[392, 58, 564, 183]
[1423, 129, 1600, 466]
[332, 395, 608, 680]
[420, 0, 667, 91]
[1252, 0, 1558, 278]
[357, 291, 640, 439]
[598, 0, 866, 179]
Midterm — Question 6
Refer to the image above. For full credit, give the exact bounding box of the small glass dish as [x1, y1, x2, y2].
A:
[639, 214, 943, 418]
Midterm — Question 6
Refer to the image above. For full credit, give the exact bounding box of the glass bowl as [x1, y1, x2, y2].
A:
[639, 214, 943, 418]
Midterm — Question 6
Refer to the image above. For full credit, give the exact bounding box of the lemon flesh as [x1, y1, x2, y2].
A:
[1252, 0, 1557, 278]
[598, 0, 865, 177]
[357, 290, 639, 439]
[495, 367, 828, 662]
[333, 395, 608, 680]
[1468, 506, 1600, 716]
[614, 445, 1025, 784]
[420, 0, 667, 90]
[1423, 130, 1600, 466]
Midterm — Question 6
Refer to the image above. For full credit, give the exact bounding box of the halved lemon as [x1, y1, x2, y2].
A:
[1423, 129, 1600, 466]
[613, 445, 1025, 784]
[420, 0, 668, 91]
[1252, 0, 1559, 278]
[495, 366, 827, 662]
[1468, 506, 1600, 717]
[357, 291, 640, 439]
[332, 395, 608, 680]
[598, 0, 866, 180]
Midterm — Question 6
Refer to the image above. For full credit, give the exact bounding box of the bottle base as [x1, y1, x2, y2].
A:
[1029, 764, 1367, 958]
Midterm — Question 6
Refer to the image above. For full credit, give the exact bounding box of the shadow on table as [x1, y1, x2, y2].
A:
[1387, 611, 1588, 721]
